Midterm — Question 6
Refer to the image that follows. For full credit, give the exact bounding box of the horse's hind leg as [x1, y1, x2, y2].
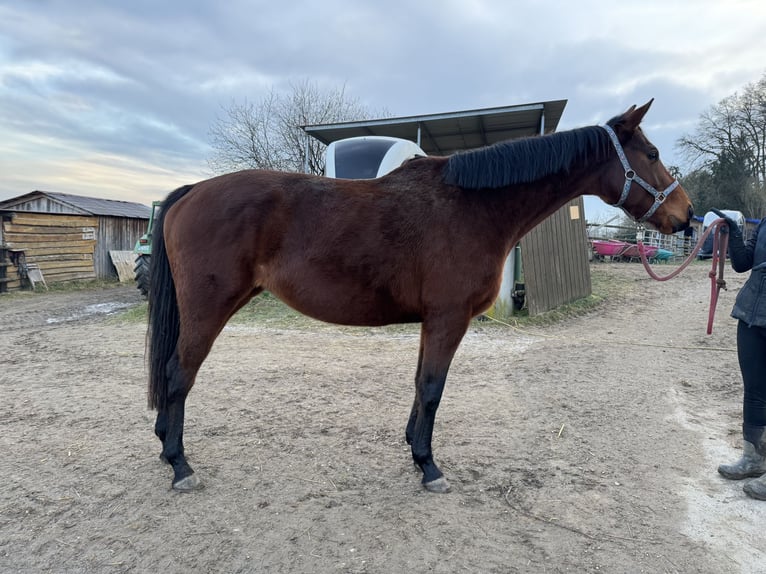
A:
[159, 347, 204, 491]
[154, 409, 168, 456]
[163, 276, 261, 491]
[409, 315, 470, 493]
[160, 286, 260, 491]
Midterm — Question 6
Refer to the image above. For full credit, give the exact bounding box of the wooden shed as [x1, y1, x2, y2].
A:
[520, 200, 590, 315]
[0, 191, 150, 292]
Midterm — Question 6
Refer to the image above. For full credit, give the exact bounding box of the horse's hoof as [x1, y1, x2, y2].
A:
[172, 474, 204, 492]
[423, 476, 450, 493]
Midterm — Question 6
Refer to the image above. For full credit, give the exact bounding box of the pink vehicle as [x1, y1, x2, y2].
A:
[592, 239, 629, 260]
[620, 243, 658, 262]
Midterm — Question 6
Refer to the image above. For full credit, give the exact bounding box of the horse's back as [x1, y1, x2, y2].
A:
[163, 165, 453, 325]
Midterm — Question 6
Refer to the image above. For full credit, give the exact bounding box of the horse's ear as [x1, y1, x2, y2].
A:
[616, 99, 653, 133]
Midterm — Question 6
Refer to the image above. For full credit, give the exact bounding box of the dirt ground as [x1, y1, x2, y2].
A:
[1, 261, 765, 574]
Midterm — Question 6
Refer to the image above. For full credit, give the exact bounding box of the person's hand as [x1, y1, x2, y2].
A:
[711, 208, 742, 237]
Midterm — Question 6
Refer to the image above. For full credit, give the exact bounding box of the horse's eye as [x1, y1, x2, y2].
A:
[648, 150, 659, 161]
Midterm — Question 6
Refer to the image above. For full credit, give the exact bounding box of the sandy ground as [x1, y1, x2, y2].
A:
[1, 261, 765, 574]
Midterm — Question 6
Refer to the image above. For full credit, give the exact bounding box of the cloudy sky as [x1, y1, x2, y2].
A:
[1, 1, 765, 221]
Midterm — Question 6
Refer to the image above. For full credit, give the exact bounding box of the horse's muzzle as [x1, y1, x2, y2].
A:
[675, 204, 694, 233]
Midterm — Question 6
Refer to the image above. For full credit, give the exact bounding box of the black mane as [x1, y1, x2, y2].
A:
[442, 125, 611, 189]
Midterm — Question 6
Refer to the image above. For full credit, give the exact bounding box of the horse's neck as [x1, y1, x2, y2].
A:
[493, 169, 600, 246]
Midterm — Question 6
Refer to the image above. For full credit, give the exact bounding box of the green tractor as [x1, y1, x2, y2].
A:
[133, 201, 161, 298]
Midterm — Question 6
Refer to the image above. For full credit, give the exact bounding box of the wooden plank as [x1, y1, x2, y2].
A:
[5, 213, 98, 227]
[4, 223, 101, 235]
[7, 241, 96, 253]
[33, 259, 95, 271]
[24, 253, 94, 262]
[42, 269, 96, 279]
[25, 266, 48, 290]
[42, 270, 97, 282]
[109, 250, 136, 283]
[3, 231, 97, 243]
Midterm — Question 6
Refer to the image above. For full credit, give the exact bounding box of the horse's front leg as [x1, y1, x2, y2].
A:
[405, 337, 425, 446]
[409, 317, 469, 493]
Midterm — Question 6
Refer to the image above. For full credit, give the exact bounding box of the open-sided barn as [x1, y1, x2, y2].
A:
[0, 191, 150, 292]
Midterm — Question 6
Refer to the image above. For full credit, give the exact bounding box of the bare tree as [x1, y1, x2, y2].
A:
[208, 80, 384, 175]
[678, 73, 766, 218]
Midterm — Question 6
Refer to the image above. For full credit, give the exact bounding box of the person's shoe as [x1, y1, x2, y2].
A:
[744, 475, 766, 500]
[718, 440, 766, 480]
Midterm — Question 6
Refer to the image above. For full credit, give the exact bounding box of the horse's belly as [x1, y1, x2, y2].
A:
[267, 281, 420, 327]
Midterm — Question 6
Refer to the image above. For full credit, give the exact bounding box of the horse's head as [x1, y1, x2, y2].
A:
[599, 100, 693, 235]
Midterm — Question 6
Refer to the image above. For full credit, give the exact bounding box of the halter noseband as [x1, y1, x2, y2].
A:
[601, 124, 680, 222]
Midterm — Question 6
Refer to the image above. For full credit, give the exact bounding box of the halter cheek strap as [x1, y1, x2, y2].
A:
[601, 124, 680, 222]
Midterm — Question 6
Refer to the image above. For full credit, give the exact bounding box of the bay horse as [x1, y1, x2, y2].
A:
[147, 100, 692, 493]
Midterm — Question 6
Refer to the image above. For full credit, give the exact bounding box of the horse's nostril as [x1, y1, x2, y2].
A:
[688, 205, 694, 220]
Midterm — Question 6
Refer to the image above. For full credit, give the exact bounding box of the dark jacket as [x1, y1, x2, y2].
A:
[730, 217, 766, 327]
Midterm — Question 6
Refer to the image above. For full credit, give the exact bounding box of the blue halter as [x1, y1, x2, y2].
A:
[601, 124, 680, 222]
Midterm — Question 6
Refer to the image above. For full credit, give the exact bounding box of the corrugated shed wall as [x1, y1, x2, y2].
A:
[95, 216, 146, 279]
[2, 196, 86, 215]
[520, 198, 592, 316]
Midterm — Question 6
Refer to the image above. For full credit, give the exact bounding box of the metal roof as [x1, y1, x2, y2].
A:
[0, 191, 151, 219]
[303, 99, 567, 156]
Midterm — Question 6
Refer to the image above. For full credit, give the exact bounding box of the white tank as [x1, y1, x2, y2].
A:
[324, 136, 426, 179]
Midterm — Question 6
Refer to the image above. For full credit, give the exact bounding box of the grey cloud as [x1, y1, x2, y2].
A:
[0, 1, 763, 204]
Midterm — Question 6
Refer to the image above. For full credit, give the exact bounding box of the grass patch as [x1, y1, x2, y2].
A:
[479, 293, 604, 330]
[0, 278, 125, 300]
[589, 265, 637, 301]
[2, 279, 150, 326]
[46, 278, 124, 292]
[113, 292, 338, 330]
[229, 291, 313, 328]
[477, 265, 630, 329]
[230, 293, 422, 334]
[116, 303, 148, 323]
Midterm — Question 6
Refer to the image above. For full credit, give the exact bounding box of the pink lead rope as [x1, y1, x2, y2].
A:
[636, 219, 729, 334]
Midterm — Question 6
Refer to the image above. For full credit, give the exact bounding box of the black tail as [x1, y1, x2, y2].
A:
[147, 184, 196, 411]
